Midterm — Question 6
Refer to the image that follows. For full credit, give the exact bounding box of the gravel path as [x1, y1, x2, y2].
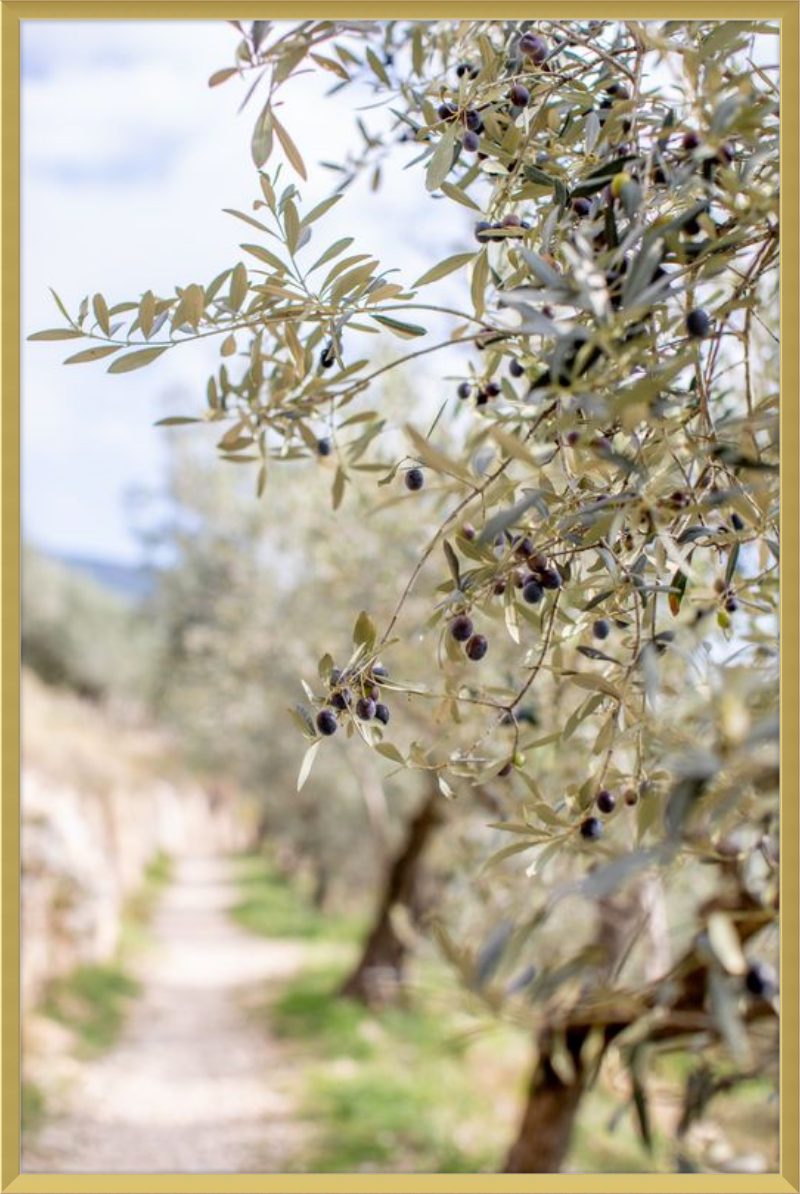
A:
[23, 855, 310, 1174]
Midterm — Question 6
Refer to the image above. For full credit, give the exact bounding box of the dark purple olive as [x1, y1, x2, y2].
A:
[465, 633, 488, 661]
[596, 789, 616, 814]
[745, 961, 777, 999]
[519, 33, 548, 64]
[522, 579, 543, 604]
[579, 816, 603, 840]
[450, 614, 474, 642]
[686, 308, 710, 339]
[316, 709, 338, 736]
[539, 566, 562, 590]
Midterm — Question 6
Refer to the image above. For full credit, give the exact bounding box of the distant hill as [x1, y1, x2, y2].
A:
[50, 552, 154, 602]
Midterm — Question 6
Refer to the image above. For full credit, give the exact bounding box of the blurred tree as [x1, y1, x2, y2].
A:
[21, 544, 157, 705]
[139, 438, 459, 955]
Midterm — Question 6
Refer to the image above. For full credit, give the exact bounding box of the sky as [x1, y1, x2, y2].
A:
[22, 21, 472, 564]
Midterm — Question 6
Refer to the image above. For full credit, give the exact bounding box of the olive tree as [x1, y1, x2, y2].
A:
[32, 18, 780, 1173]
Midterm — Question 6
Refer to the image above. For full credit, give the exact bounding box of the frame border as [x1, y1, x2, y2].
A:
[2, 4, 797, 1192]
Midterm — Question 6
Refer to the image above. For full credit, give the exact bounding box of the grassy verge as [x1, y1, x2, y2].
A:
[39, 963, 141, 1056]
[229, 853, 364, 943]
[272, 962, 516, 1173]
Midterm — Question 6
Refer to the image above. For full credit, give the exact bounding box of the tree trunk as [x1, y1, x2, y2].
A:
[503, 887, 645, 1173]
[503, 1026, 589, 1173]
[339, 782, 444, 1007]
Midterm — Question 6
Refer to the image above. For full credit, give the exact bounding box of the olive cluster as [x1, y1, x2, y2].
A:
[479, 534, 564, 603]
[438, 31, 551, 159]
[315, 664, 391, 737]
[449, 614, 488, 662]
[512, 541, 563, 606]
[456, 378, 501, 406]
[474, 213, 532, 243]
[579, 782, 645, 842]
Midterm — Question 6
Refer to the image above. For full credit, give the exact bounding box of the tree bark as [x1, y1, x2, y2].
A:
[503, 1026, 590, 1173]
[339, 782, 444, 1007]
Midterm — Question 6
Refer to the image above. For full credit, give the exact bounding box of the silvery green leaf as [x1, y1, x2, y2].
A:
[622, 235, 665, 308]
[479, 491, 547, 544]
[520, 248, 566, 289]
[585, 110, 601, 153]
[426, 125, 456, 192]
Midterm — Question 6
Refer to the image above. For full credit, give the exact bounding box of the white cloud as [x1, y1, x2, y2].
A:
[22, 20, 474, 563]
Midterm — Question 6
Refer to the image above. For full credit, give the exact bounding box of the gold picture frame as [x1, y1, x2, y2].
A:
[2, 4, 797, 1191]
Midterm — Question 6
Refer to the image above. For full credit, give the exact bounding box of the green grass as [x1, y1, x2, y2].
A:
[270, 964, 513, 1173]
[120, 850, 173, 950]
[41, 962, 141, 1056]
[229, 854, 364, 943]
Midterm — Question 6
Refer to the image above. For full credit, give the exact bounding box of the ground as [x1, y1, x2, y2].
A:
[21, 851, 779, 1176]
[22, 855, 312, 1174]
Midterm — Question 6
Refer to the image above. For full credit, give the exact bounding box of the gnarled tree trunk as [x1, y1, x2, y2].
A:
[340, 782, 444, 1006]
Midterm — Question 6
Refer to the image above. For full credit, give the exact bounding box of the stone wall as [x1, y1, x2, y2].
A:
[21, 675, 255, 1008]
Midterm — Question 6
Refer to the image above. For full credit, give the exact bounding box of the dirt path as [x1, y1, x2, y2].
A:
[23, 855, 310, 1174]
